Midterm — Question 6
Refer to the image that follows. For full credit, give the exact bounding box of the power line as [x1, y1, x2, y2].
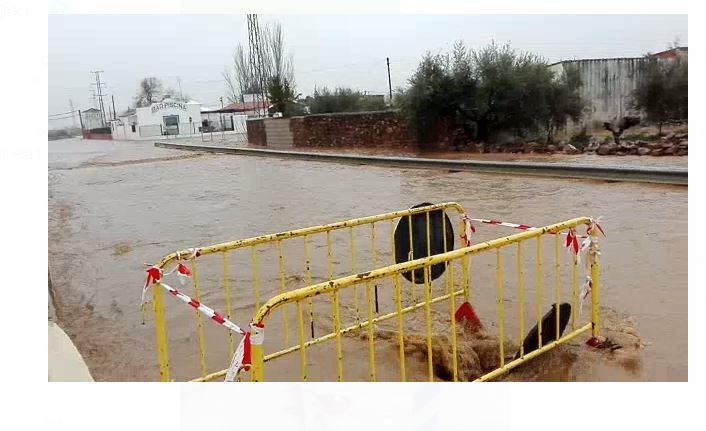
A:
[68, 98, 77, 128]
[48, 114, 78, 121]
[48, 109, 78, 118]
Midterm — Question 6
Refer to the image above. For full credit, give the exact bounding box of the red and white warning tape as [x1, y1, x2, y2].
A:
[155, 280, 245, 334]
[460, 214, 476, 247]
[141, 250, 263, 382]
[459, 214, 605, 258]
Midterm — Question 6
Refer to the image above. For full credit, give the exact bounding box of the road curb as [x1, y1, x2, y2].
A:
[154, 142, 687, 185]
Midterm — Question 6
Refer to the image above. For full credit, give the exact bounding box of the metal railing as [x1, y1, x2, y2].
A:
[148, 202, 467, 382]
[245, 216, 599, 382]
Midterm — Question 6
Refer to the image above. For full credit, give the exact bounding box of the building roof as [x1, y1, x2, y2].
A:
[83, 107, 101, 113]
[651, 46, 688, 58]
[220, 101, 269, 113]
[549, 46, 688, 66]
[117, 108, 136, 117]
[548, 56, 643, 67]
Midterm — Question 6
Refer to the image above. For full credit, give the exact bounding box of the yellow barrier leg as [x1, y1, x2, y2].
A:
[152, 282, 170, 382]
[590, 229, 600, 338]
[223, 252, 234, 359]
[191, 259, 207, 378]
[333, 289, 344, 382]
[366, 280, 377, 381]
[448, 258, 458, 381]
[571, 253, 578, 331]
[296, 300, 307, 381]
[462, 255, 470, 303]
[496, 249, 505, 367]
[554, 233, 561, 341]
[277, 240, 289, 347]
[517, 242, 525, 358]
[393, 274, 405, 381]
[304, 235, 314, 338]
[350, 227, 359, 323]
[408, 215, 416, 302]
[251, 336, 264, 382]
[536, 236, 543, 348]
[424, 267, 433, 381]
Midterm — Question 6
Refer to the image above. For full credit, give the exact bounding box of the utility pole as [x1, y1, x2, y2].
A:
[386, 57, 393, 105]
[220, 96, 225, 139]
[177, 76, 183, 101]
[68, 98, 77, 128]
[91, 70, 107, 126]
[111, 95, 117, 120]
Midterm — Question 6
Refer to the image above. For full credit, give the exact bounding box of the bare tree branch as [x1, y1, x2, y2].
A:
[222, 20, 296, 103]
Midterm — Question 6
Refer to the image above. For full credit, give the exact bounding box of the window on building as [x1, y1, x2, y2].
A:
[131, 124, 136, 133]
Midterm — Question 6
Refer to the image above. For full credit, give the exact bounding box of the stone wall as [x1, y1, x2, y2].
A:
[288, 111, 415, 149]
[246, 118, 267, 146]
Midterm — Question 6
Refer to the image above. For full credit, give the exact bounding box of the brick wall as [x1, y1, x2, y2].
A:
[289, 111, 415, 149]
[246, 118, 267, 146]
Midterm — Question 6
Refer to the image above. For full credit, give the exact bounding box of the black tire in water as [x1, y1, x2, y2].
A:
[393, 202, 455, 284]
[515, 303, 572, 360]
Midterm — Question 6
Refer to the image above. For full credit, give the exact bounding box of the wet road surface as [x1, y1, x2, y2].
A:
[48, 138, 687, 381]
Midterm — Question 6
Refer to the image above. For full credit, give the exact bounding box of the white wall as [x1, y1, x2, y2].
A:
[83, 111, 104, 130]
[551, 57, 646, 132]
[111, 99, 202, 140]
[135, 99, 201, 135]
[111, 113, 147, 140]
[110, 119, 125, 139]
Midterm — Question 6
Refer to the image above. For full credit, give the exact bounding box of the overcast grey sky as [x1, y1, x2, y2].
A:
[48, 14, 687, 127]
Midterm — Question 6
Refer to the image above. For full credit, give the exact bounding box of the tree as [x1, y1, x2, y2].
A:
[472, 42, 557, 141]
[223, 45, 257, 103]
[397, 41, 584, 147]
[162, 88, 191, 102]
[632, 55, 688, 134]
[396, 53, 463, 147]
[267, 75, 296, 116]
[546, 65, 585, 142]
[134, 77, 163, 107]
[223, 21, 295, 104]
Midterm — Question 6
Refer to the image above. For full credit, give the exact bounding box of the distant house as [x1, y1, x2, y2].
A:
[549, 47, 688, 131]
[201, 94, 269, 133]
[651, 46, 688, 60]
[81, 108, 104, 130]
[110, 99, 201, 140]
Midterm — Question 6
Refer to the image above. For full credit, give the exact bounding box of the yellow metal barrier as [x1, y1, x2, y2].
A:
[244, 216, 599, 382]
[149, 202, 467, 382]
[148, 202, 600, 382]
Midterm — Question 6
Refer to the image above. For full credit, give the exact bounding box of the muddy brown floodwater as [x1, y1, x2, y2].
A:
[48, 138, 687, 381]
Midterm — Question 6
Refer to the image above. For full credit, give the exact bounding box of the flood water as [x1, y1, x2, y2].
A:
[48, 138, 687, 381]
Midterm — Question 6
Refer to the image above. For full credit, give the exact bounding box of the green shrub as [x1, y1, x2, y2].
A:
[396, 41, 585, 147]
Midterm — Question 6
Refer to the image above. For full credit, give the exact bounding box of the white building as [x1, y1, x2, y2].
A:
[81, 107, 105, 130]
[549, 46, 688, 132]
[111, 99, 202, 140]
